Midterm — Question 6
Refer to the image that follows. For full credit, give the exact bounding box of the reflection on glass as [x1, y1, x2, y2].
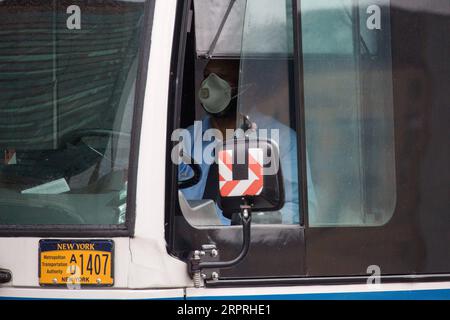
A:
[238, 0, 306, 225]
[302, 0, 396, 226]
[0, 0, 146, 225]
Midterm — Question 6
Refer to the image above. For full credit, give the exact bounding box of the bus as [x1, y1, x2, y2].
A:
[0, 0, 449, 300]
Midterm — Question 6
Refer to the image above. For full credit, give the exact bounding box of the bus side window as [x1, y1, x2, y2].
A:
[301, 0, 396, 226]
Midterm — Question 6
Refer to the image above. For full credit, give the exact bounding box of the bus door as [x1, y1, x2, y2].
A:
[168, 0, 308, 282]
[169, 0, 450, 289]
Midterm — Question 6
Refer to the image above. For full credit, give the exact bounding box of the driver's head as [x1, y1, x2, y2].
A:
[199, 59, 239, 117]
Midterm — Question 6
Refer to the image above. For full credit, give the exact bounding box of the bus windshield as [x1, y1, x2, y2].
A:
[0, 0, 147, 225]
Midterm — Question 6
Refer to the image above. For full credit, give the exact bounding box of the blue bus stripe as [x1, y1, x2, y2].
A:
[186, 289, 450, 300]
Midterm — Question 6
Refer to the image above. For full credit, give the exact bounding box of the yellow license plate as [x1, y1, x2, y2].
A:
[39, 240, 114, 287]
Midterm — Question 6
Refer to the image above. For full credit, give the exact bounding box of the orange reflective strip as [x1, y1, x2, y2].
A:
[243, 178, 263, 196]
[220, 180, 240, 197]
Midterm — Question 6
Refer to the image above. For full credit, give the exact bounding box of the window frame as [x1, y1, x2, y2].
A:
[0, 0, 156, 238]
[166, 0, 308, 232]
[164, 0, 307, 241]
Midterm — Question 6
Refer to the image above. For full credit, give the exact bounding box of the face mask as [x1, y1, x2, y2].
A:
[198, 73, 232, 115]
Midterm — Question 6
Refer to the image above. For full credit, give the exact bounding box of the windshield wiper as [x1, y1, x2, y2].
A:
[206, 0, 237, 58]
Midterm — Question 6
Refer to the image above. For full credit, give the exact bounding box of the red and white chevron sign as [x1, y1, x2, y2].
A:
[218, 148, 264, 197]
